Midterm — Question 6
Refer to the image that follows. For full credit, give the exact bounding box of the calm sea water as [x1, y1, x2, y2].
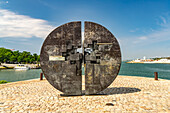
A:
[0, 62, 169, 82]
[119, 62, 170, 80]
[0, 69, 42, 82]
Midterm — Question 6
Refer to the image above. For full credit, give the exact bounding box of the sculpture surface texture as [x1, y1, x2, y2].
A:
[40, 21, 121, 95]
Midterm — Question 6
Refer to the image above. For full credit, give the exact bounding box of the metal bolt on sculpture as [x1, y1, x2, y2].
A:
[40, 21, 121, 96]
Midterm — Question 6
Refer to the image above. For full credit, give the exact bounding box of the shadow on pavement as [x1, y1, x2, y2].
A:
[61, 87, 141, 97]
[83, 87, 141, 96]
[96, 87, 141, 95]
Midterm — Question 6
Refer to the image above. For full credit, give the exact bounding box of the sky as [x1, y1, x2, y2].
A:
[0, 0, 170, 60]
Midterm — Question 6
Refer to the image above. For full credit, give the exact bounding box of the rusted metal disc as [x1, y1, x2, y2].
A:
[40, 21, 121, 96]
[84, 21, 121, 95]
[40, 21, 82, 95]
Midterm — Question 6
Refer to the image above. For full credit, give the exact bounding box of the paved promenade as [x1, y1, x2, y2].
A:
[0, 76, 169, 113]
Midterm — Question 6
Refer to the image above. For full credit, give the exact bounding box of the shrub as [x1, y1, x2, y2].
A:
[0, 80, 8, 84]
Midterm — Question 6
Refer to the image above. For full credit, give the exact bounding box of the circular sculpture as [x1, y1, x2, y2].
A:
[40, 21, 121, 96]
[84, 22, 121, 94]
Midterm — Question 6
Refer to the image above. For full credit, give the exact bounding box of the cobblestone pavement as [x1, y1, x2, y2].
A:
[0, 76, 169, 113]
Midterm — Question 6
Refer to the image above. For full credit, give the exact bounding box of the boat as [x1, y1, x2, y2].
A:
[0, 65, 14, 69]
[0, 66, 6, 69]
[14, 64, 30, 70]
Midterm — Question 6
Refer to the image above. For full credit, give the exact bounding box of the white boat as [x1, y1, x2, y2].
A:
[14, 64, 30, 70]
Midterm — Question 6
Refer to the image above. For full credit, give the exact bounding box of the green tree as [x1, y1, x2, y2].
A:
[10, 55, 17, 63]
[37, 55, 40, 62]
[17, 56, 23, 63]
[30, 58, 34, 63]
[0, 48, 40, 64]
[25, 58, 30, 64]
[13, 50, 20, 57]
[0, 48, 12, 63]
[3, 59, 7, 63]
[33, 53, 38, 61]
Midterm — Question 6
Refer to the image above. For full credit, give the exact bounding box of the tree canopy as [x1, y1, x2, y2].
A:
[0, 48, 40, 64]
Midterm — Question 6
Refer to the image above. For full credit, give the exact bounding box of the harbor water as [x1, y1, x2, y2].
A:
[119, 62, 170, 80]
[0, 62, 169, 82]
[0, 69, 42, 82]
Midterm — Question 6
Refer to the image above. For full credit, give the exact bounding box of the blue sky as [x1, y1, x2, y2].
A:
[0, 0, 170, 60]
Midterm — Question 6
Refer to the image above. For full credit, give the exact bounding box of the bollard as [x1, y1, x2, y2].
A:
[154, 72, 158, 80]
[40, 72, 43, 80]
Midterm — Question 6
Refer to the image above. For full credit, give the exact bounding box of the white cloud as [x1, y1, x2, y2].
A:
[0, 1, 8, 4]
[131, 15, 170, 45]
[0, 9, 54, 38]
[160, 16, 166, 24]
[139, 36, 147, 40]
[129, 28, 139, 33]
[129, 30, 135, 32]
